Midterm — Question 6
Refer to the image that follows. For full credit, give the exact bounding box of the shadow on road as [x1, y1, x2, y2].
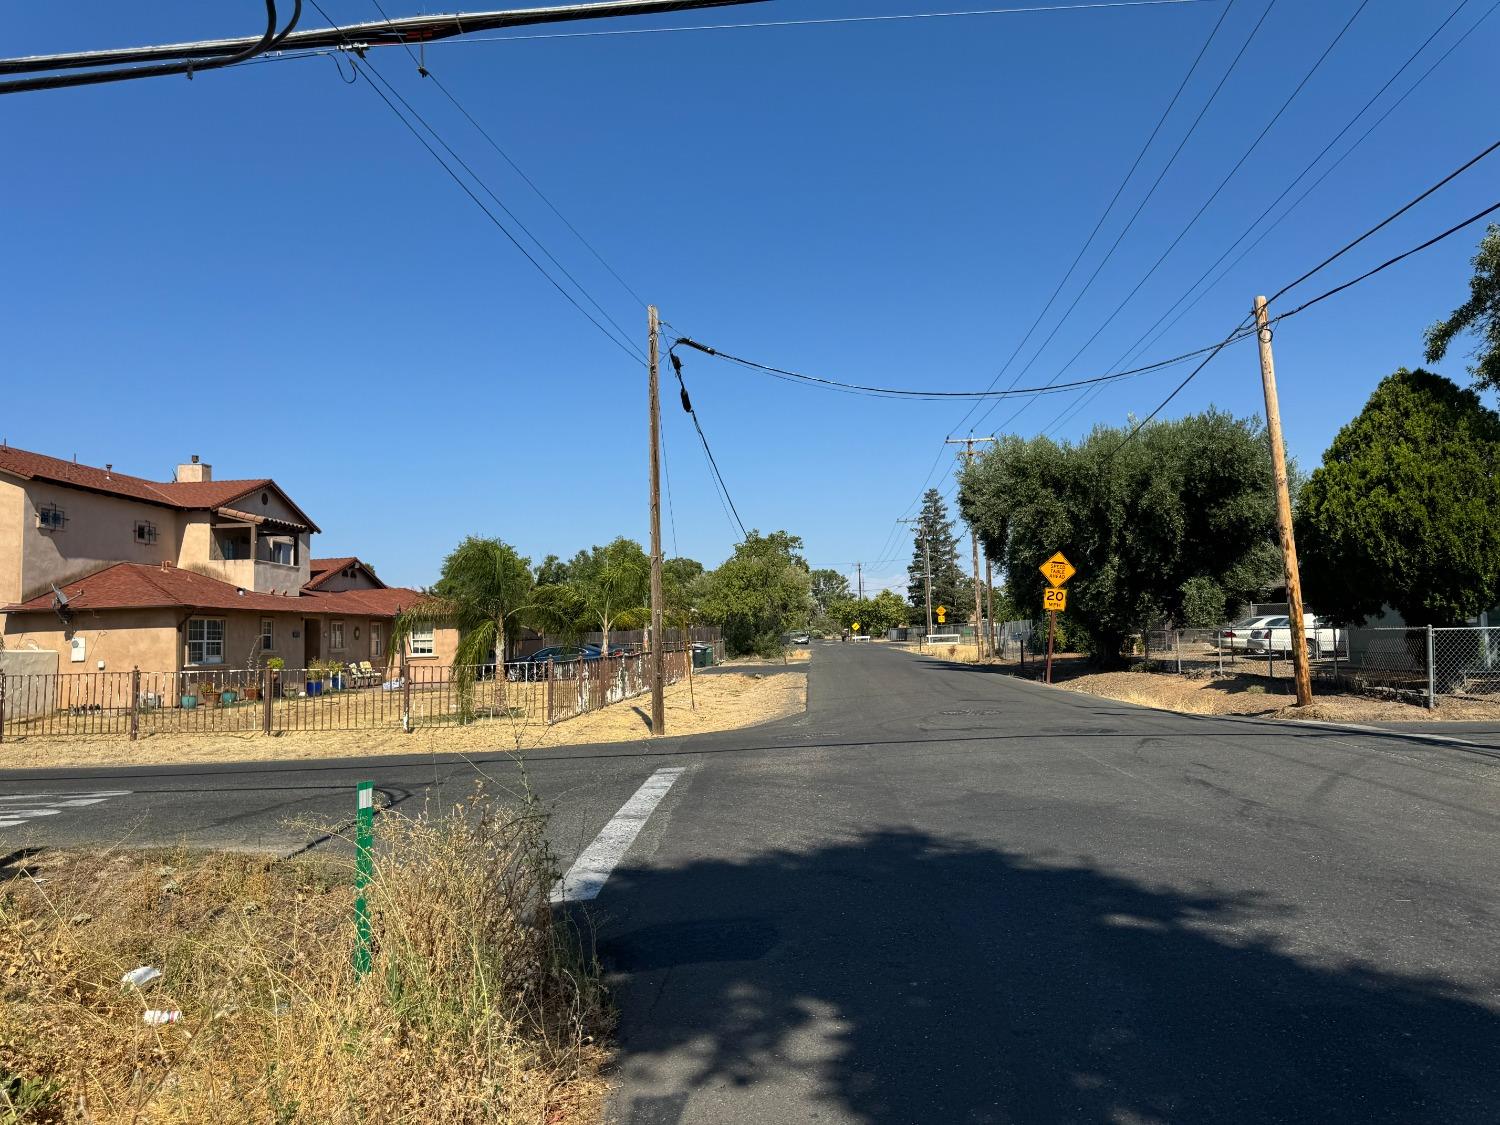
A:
[602, 829, 1499, 1123]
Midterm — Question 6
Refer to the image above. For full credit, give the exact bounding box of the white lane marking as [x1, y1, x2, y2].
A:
[0, 790, 132, 801]
[551, 767, 686, 904]
[0, 790, 133, 831]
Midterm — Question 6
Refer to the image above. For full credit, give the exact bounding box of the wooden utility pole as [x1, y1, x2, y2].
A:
[985, 554, 996, 656]
[855, 561, 864, 602]
[1253, 295, 1313, 707]
[648, 305, 667, 734]
[947, 436, 996, 656]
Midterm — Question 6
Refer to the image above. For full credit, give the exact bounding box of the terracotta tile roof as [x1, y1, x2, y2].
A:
[4, 564, 425, 620]
[303, 556, 387, 591]
[0, 445, 320, 531]
[3, 563, 305, 615]
[302, 587, 424, 617]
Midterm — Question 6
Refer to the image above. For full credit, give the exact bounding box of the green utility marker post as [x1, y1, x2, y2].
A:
[353, 780, 375, 977]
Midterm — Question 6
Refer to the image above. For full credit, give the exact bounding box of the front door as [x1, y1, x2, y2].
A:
[303, 619, 321, 666]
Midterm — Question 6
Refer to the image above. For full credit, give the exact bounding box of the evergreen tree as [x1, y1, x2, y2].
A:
[906, 489, 969, 623]
[1297, 368, 1500, 625]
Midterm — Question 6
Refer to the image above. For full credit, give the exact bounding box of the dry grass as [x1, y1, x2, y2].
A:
[0, 789, 609, 1124]
[718, 649, 810, 666]
[0, 671, 808, 770]
[907, 641, 986, 665]
[1019, 663, 1500, 723]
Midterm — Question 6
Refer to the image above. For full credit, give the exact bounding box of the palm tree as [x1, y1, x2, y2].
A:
[569, 537, 651, 655]
[392, 537, 535, 721]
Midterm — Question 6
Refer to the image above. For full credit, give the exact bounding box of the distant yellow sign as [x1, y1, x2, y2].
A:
[936, 605, 947, 623]
[1040, 552, 1076, 588]
[852, 622, 860, 631]
[1043, 587, 1068, 613]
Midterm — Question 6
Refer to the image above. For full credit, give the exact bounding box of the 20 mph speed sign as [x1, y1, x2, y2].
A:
[1043, 587, 1067, 612]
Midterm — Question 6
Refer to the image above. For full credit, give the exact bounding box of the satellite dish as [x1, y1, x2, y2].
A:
[51, 582, 73, 624]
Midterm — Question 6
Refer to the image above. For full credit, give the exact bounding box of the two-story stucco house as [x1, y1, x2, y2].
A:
[0, 445, 456, 675]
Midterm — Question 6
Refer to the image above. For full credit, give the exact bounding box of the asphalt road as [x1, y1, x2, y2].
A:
[5, 643, 1500, 1123]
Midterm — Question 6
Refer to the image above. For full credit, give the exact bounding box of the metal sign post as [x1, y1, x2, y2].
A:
[1038, 553, 1076, 686]
[353, 780, 375, 977]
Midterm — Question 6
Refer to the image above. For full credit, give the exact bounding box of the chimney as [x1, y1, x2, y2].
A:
[177, 454, 211, 483]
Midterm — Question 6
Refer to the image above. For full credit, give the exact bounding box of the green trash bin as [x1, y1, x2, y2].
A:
[693, 645, 714, 669]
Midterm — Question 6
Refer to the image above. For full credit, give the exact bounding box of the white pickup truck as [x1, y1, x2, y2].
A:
[1246, 615, 1340, 657]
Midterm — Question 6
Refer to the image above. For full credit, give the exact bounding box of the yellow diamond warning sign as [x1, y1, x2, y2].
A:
[1040, 552, 1076, 588]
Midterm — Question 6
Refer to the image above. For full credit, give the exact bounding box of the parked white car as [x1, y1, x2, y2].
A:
[1213, 615, 1283, 652]
[1247, 615, 1339, 657]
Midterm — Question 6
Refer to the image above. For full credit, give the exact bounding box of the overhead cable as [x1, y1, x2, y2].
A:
[0, 0, 287, 94]
[668, 333, 1258, 400]
[440, 0, 1216, 45]
[1109, 197, 1500, 455]
[667, 345, 748, 538]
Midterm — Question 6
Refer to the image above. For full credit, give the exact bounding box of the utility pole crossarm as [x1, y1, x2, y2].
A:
[0, 0, 770, 78]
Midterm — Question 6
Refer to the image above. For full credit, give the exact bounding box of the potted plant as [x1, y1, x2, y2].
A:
[267, 656, 285, 698]
[306, 659, 328, 697]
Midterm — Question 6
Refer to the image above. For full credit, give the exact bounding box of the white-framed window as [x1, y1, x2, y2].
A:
[268, 539, 293, 565]
[409, 627, 435, 657]
[134, 520, 157, 544]
[329, 620, 346, 651]
[187, 617, 225, 665]
[371, 624, 383, 659]
[260, 618, 275, 651]
[38, 504, 66, 531]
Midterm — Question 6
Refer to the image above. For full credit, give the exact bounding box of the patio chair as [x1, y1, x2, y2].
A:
[350, 661, 377, 687]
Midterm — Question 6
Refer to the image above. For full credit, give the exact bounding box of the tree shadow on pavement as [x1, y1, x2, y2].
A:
[599, 829, 1500, 1124]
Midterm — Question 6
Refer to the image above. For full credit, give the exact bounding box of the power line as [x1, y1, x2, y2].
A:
[945, 0, 1239, 436]
[669, 332, 1257, 400]
[1269, 199, 1500, 323]
[1103, 0, 1487, 371]
[0, 0, 777, 76]
[871, 0, 1263, 563]
[306, 0, 642, 363]
[888, 0, 1242, 540]
[873, 0, 1248, 554]
[667, 344, 748, 539]
[1109, 196, 1500, 454]
[348, 15, 642, 358]
[1266, 136, 1500, 305]
[967, 0, 1280, 437]
[360, 0, 652, 310]
[1038, 0, 1497, 439]
[441, 0, 1219, 46]
[352, 56, 644, 363]
[0, 0, 289, 94]
[984, 0, 1376, 439]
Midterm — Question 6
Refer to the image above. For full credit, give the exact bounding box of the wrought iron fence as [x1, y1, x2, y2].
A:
[0, 641, 722, 741]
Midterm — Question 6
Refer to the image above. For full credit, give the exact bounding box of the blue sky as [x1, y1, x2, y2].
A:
[4, 0, 1494, 595]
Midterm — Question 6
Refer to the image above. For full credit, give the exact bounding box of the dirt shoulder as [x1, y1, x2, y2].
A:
[0, 669, 807, 770]
[994, 653, 1500, 724]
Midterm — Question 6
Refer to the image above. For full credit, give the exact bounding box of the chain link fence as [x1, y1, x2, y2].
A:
[1137, 624, 1500, 707]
